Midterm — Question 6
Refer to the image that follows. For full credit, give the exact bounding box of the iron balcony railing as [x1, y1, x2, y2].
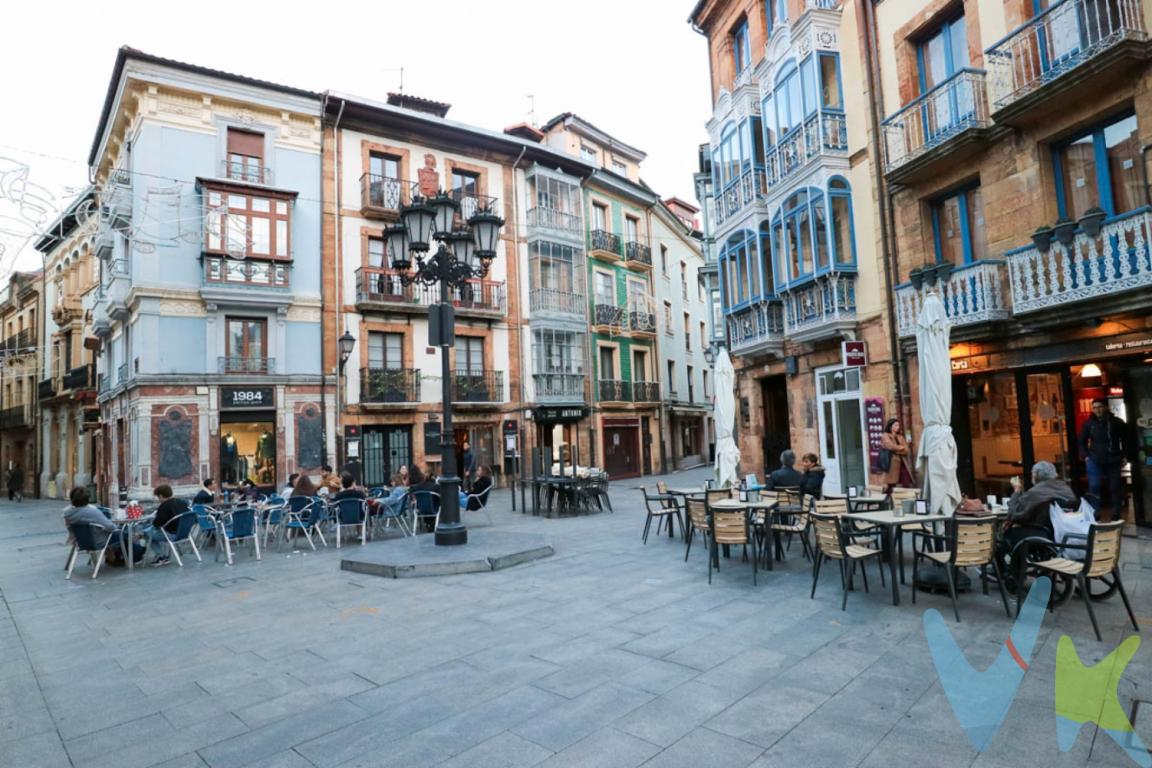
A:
[895, 261, 1010, 337]
[529, 288, 585, 316]
[0, 405, 29, 430]
[204, 256, 290, 289]
[103, 169, 132, 223]
[38, 378, 55, 400]
[782, 273, 857, 338]
[450, 188, 501, 223]
[63, 364, 94, 391]
[222, 160, 273, 185]
[986, 0, 1147, 111]
[593, 302, 626, 327]
[355, 267, 430, 307]
[117, 363, 128, 383]
[1006, 207, 1152, 314]
[625, 241, 652, 266]
[727, 301, 785, 352]
[526, 206, 582, 232]
[598, 379, 632, 402]
[360, 367, 420, 403]
[360, 174, 420, 213]
[533, 373, 586, 403]
[628, 310, 658, 334]
[452, 370, 503, 403]
[632, 381, 660, 402]
[0, 329, 36, 355]
[881, 69, 990, 174]
[764, 113, 848, 190]
[218, 357, 275, 375]
[589, 229, 621, 257]
[451, 279, 506, 314]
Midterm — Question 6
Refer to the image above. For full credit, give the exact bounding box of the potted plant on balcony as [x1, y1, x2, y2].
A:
[923, 262, 942, 288]
[1053, 217, 1077, 247]
[908, 266, 926, 290]
[1078, 207, 1107, 238]
[1030, 225, 1053, 253]
[935, 261, 955, 285]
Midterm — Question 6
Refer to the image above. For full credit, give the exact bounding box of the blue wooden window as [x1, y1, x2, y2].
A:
[828, 177, 856, 267]
[931, 185, 987, 265]
[774, 64, 802, 138]
[721, 230, 761, 308]
[1053, 112, 1139, 219]
[800, 56, 818, 117]
[917, 15, 968, 94]
[733, 20, 751, 74]
[818, 53, 843, 111]
[762, 92, 777, 147]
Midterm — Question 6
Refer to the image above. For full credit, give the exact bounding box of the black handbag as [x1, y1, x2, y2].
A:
[876, 447, 892, 473]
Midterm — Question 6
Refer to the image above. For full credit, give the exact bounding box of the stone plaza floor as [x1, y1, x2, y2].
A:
[1, 469, 1150, 768]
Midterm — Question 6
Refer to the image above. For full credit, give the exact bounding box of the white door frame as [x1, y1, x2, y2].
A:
[815, 364, 869, 496]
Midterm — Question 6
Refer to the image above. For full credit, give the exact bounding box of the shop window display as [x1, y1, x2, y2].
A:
[220, 421, 276, 488]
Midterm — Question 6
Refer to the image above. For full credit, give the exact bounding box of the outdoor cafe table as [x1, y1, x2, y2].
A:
[109, 514, 155, 572]
[848, 509, 951, 606]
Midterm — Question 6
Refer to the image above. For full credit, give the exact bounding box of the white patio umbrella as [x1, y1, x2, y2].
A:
[713, 347, 741, 488]
[916, 290, 963, 516]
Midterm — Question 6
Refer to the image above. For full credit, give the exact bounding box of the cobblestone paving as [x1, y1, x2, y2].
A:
[1, 471, 1149, 767]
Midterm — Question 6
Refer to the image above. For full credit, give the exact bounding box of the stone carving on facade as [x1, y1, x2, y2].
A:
[295, 403, 323, 471]
[814, 28, 838, 50]
[417, 154, 440, 197]
[156, 407, 195, 481]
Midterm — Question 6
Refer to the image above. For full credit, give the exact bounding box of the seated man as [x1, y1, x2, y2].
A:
[467, 465, 493, 511]
[64, 487, 142, 564]
[765, 450, 805, 490]
[146, 484, 189, 567]
[193, 478, 215, 506]
[799, 453, 826, 499]
[332, 472, 366, 502]
[999, 460, 1078, 585]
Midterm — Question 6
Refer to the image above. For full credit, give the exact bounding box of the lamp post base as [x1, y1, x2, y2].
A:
[435, 523, 468, 546]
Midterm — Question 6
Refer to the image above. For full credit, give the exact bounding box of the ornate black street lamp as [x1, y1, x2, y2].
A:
[386, 191, 503, 545]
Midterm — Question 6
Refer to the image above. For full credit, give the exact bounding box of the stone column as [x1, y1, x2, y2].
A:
[56, 410, 71, 498]
[74, 409, 91, 490]
[39, 407, 54, 498]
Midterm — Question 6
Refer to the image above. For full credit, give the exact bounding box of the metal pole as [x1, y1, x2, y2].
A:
[434, 246, 466, 546]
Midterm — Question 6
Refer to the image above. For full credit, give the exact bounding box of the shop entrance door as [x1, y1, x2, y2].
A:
[760, 376, 790, 478]
[815, 366, 867, 495]
[362, 426, 411, 487]
[603, 424, 640, 479]
[1124, 365, 1152, 527]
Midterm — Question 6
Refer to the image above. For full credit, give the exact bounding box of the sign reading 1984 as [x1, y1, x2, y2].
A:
[220, 386, 275, 410]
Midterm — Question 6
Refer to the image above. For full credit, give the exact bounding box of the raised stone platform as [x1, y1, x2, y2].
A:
[339, 530, 554, 578]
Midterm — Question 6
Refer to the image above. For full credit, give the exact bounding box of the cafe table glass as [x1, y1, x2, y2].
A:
[848, 509, 951, 605]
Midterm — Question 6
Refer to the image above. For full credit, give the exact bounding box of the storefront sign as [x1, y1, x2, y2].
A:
[952, 330, 1152, 373]
[220, 386, 275, 410]
[843, 341, 868, 368]
[533, 406, 589, 424]
[864, 397, 885, 468]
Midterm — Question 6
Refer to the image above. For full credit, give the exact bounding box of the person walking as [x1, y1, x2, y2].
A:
[880, 418, 916, 493]
[7, 464, 24, 501]
[1078, 397, 1127, 517]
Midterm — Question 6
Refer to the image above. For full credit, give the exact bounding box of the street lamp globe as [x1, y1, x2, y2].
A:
[385, 224, 410, 272]
[469, 210, 503, 261]
[448, 230, 476, 270]
[400, 199, 436, 252]
[338, 330, 356, 366]
[430, 191, 459, 239]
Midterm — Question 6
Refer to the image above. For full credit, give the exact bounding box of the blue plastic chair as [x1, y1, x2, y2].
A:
[65, 523, 116, 579]
[376, 490, 411, 537]
[332, 498, 368, 548]
[215, 507, 261, 565]
[192, 504, 217, 545]
[159, 509, 202, 566]
[281, 497, 328, 550]
[409, 490, 440, 536]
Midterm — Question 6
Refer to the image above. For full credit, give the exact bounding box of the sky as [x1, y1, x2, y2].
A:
[0, 0, 713, 278]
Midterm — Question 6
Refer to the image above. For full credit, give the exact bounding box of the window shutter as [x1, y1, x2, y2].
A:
[227, 129, 264, 158]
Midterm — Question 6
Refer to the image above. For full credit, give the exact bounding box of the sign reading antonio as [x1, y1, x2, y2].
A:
[220, 386, 275, 410]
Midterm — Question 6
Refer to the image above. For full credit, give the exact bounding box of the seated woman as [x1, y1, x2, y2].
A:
[467, 465, 493, 510]
[799, 453, 826, 499]
[290, 474, 317, 498]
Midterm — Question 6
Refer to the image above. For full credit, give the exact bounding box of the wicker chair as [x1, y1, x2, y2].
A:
[912, 516, 1009, 622]
[709, 505, 757, 585]
[683, 496, 711, 562]
[1030, 521, 1139, 641]
[810, 510, 885, 610]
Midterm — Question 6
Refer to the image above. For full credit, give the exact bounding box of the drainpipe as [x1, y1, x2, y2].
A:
[859, 0, 908, 427]
[321, 94, 345, 469]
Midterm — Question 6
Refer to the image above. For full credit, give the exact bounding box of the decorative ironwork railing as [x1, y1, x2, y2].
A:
[534, 373, 585, 403]
[881, 69, 989, 173]
[360, 368, 420, 403]
[894, 261, 1010, 337]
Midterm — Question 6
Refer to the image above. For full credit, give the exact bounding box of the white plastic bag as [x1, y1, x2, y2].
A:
[1049, 498, 1096, 560]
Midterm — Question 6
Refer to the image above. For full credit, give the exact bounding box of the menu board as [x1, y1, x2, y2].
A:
[865, 397, 885, 471]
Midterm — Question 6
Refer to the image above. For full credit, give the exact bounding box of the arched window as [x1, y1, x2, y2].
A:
[828, 177, 855, 267]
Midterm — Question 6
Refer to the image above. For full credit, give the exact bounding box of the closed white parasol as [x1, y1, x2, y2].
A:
[915, 290, 962, 515]
[713, 347, 741, 488]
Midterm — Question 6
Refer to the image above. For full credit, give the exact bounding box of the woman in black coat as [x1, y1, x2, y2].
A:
[799, 453, 825, 499]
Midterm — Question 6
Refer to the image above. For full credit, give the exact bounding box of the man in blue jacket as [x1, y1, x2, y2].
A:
[1078, 398, 1127, 516]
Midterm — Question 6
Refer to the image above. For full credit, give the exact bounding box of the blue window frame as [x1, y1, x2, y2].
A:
[774, 64, 802, 138]
[800, 56, 818, 117]
[930, 184, 986, 265]
[733, 20, 751, 74]
[818, 53, 843, 111]
[1052, 112, 1140, 219]
[762, 92, 777, 147]
[828, 177, 856, 267]
[917, 15, 968, 94]
[720, 230, 761, 309]
[764, 0, 775, 36]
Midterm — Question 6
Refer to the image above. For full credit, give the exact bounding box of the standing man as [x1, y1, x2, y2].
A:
[1079, 397, 1127, 517]
[461, 441, 475, 492]
[7, 464, 24, 501]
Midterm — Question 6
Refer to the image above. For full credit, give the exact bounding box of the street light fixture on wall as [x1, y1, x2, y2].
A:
[387, 190, 504, 546]
[338, 331, 356, 371]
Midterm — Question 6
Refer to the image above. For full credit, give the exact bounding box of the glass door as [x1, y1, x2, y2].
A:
[1027, 372, 1071, 480]
[816, 366, 866, 495]
[1124, 364, 1152, 526]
